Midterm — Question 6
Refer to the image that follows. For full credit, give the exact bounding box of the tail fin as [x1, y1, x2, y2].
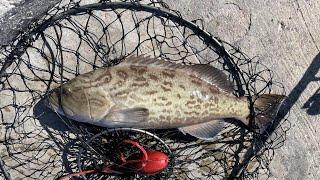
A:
[252, 94, 286, 133]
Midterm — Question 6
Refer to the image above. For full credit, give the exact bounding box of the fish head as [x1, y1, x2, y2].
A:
[46, 83, 91, 121]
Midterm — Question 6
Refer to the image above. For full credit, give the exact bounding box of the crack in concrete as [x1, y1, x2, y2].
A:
[295, 0, 320, 51]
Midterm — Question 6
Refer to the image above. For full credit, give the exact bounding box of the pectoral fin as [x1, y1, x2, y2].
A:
[103, 107, 149, 127]
[179, 120, 225, 140]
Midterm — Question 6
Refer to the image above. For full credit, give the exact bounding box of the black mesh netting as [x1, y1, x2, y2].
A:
[0, 0, 291, 179]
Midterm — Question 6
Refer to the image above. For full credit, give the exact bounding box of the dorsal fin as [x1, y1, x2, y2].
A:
[120, 54, 181, 68]
[119, 54, 233, 93]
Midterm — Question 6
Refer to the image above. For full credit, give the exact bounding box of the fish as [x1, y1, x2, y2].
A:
[47, 55, 286, 140]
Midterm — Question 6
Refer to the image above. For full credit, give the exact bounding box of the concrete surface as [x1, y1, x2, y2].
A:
[0, 0, 61, 46]
[0, 0, 320, 179]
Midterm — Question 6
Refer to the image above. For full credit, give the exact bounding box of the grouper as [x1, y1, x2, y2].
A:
[47, 55, 285, 140]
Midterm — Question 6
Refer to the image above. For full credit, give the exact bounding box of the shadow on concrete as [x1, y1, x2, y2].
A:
[33, 99, 69, 132]
[303, 87, 320, 115]
[33, 99, 102, 177]
[281, 52, 320, 117]
[296, 52, 320, 116]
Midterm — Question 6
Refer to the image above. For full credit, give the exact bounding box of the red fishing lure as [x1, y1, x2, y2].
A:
[129, 150, 169, 174]
[59, 139, 169, 179]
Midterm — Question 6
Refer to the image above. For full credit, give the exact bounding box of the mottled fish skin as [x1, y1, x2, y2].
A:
[48, 57, 250, 129]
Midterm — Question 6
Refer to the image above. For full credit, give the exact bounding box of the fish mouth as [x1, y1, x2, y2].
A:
[45, 90, 75, 117]
[45, 91, 60, 113]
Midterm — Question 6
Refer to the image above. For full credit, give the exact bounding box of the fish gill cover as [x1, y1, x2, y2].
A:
[0, 0, 290, 179]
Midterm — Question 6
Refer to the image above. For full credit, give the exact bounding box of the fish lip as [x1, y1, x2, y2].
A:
[45, 91, 60, 112]
[43, 97, 51, 109]
[46, 90, 74, 118]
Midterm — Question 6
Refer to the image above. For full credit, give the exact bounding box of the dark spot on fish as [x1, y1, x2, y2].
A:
[179, 84, 186, 90]
[165, 102, 172, 106]
[191, 80, 202, 86]
[80, 73, 92, 79]
[135, 76, 147, 82]
[146, 90, 158, 95]
[162, 69, 175, 78]
[159, 115, 166, 119]
[102, 71, 112, 84]
[166, 116, 171, 121]
[148, 74, 159, 81]
[186, 100, 197, 107]
[116, 70, 128, 80]
[162, 109, 172, 113]
[139, 68, 148, 75]
[194, 105, 201, 109]
[109, 86, 117, 91]
[114, 90, 129, 97]
[186, 111, 200, 115]
[184, 111, 192, 115]
[209, 86, 219, 94]
[132, 82, 149, 87]
[163, 81, 173, 87]
[204, 102, 211, 108]
[130, 65, 148, 75]
[160, 85, 171, 92]
[197, 98, 203, 103]
[177, 93, 181, 99]
[159, 97, 168, 101]
[214, 96, 219, 103]
[194, 111, 200, 115]
[155, 102, 165, 106]
[203, 110, 209, 114]
[189, 75, 202, 86]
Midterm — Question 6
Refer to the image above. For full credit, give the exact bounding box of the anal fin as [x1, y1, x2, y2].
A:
[179, 120, 225, 140]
